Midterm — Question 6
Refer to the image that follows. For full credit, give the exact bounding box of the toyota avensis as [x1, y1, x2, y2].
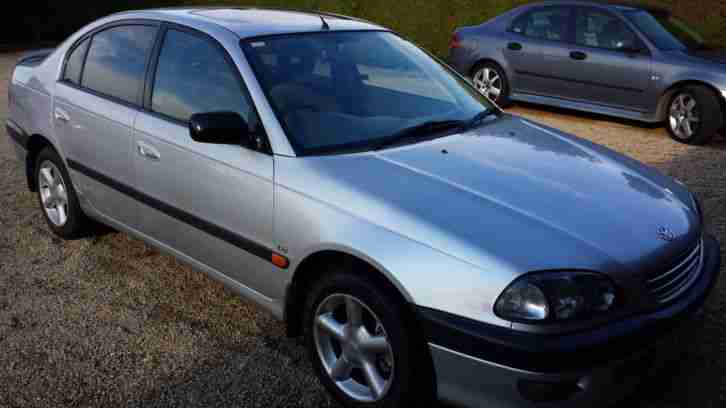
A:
[6, 8, 721, 408]
[449, 1, 726, 145]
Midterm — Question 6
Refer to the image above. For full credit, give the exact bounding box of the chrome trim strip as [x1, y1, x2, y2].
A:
[657, 242, 705, 304]
[647, 240, 701, 284]
[429, 343, 546, 376]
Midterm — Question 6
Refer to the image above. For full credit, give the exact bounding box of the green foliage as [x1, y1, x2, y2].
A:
[5, 0, 724, 55]
[176, 0, 530, 55]
[176, 0, 724, 56]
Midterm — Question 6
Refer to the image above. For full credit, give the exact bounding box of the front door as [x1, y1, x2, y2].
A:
[561, 7, 653, 111]
[133, 26, 279, 297]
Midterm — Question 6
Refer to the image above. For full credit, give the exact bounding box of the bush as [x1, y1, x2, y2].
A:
[180, 0, 531, 56]
[4, 1, 724, 56]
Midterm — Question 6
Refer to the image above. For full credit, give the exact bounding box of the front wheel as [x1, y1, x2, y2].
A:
[666, 85, 723, 145]
[304, 269, 435, 407]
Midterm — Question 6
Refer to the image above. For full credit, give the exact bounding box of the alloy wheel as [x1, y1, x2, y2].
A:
[669, 93, 701, 140]
[313, 294, 395, 402]
[473, 67, 502, 101]
[38, 161, 69, 227]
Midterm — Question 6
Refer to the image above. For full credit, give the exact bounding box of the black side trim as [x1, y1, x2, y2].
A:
[66, 159, 284, 268]
[514, 70, 645, 93]
[6, 120, 29, 149]
[420, 235, 721, 373]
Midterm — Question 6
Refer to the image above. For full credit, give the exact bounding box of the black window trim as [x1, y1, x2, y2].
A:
[59, 19, 162, 110]
[571, 6, 652, 55]
[142, 21, 273, 155]
[61, 37, 90, 86]
[506, 5, 576, 45]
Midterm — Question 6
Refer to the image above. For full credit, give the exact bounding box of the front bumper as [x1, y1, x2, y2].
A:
[424, 234, 721, 408]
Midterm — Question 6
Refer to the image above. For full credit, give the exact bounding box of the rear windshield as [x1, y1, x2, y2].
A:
[242, 31, 493, 155]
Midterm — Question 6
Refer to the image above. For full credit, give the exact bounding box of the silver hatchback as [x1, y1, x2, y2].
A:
[6, 8, 721, 408]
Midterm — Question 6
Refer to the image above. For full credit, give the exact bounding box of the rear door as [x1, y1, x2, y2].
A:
[132, 26, 280, 297]
[54, 23, 158, 227]
[504, 6, 574, 98]
[560, 7, 653, 110]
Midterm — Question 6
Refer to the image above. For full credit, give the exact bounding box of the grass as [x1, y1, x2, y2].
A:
[175, 0, 725, 56]
[175, 0, 530, 55]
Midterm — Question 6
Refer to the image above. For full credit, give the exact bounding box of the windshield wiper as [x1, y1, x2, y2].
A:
[373, 120, 464, 151]
[460, 109, 497, 132]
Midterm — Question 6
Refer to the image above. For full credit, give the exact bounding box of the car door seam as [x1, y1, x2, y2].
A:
[66, 159, 285, 268]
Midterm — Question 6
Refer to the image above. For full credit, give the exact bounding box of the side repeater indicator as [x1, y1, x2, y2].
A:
[272, 253, 290, 269]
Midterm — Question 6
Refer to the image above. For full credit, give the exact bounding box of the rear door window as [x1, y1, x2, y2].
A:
[82, 25, 158, 105]
[511, 7, 573, 42]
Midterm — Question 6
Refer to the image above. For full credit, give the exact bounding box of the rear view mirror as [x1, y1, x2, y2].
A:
[189, 112, 250, 146]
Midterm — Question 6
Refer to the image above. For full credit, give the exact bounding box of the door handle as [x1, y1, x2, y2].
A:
[54, 108, 70, 123]
[507, 42, 523, 51]
[137, 141, 161, 161]
[570, 51, 588, 61]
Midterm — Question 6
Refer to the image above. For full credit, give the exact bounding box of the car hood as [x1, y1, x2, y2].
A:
[287, 115, 700, 285]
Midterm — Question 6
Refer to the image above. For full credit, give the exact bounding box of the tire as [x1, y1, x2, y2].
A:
[666, 85, 723, 145]
[34, 147, 94, 239]
[303, 266, 435, 408]
[471, 61, 512, 107]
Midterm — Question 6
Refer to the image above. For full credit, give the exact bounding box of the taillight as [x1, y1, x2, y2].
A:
[449, 33, 463, 49]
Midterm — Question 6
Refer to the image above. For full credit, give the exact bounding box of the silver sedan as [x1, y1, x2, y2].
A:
[6, 7, 721, 408]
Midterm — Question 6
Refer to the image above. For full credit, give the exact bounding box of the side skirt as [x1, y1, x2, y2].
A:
[510, 92, 660, 124]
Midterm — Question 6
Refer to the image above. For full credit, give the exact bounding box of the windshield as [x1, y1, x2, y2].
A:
[625, 10, 706, 51]
[242, 31, 495, 155]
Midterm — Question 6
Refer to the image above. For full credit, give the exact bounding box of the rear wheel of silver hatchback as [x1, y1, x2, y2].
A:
[666, 85, 723, 145]
[472, 62, 511, 107]
[35, 147, 93, 239]
[304, 269, 435, 407]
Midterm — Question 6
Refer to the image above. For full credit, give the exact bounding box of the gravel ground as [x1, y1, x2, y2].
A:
[1, 51, 725, 408]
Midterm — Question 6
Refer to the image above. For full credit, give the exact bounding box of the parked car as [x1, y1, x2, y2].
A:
[449, 1, 726, 145]
[6, 7, 721, 408]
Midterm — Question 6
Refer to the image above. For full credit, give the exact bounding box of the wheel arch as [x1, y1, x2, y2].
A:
[655, 80, 726, 123]
[24, 133, 56, 192]
[284, 248, 415, 338]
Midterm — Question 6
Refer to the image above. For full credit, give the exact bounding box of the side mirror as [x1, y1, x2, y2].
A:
[189, 112, 251, 146]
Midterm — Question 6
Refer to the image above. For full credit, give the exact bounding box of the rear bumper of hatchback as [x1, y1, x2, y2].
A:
[423, 234, 721, 408]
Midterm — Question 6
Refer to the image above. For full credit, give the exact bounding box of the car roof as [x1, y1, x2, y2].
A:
[528, 1, 667, 14]
[111, 7, 386, 38]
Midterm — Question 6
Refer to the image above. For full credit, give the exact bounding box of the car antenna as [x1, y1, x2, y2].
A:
[320, 15, 330, 30]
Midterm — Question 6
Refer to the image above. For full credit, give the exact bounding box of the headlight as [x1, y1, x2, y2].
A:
[494, 272, 617, 323]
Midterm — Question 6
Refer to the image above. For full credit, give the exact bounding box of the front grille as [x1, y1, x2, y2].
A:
[646, 239, 703, 304]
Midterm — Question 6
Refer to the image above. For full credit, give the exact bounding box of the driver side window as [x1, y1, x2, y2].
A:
[151, 29, 259, 131]
[575, 8, 640, 51]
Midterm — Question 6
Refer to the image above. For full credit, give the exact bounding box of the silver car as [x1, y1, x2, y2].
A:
[6, 7, 721, 408]
[448, 1, 726, 145]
